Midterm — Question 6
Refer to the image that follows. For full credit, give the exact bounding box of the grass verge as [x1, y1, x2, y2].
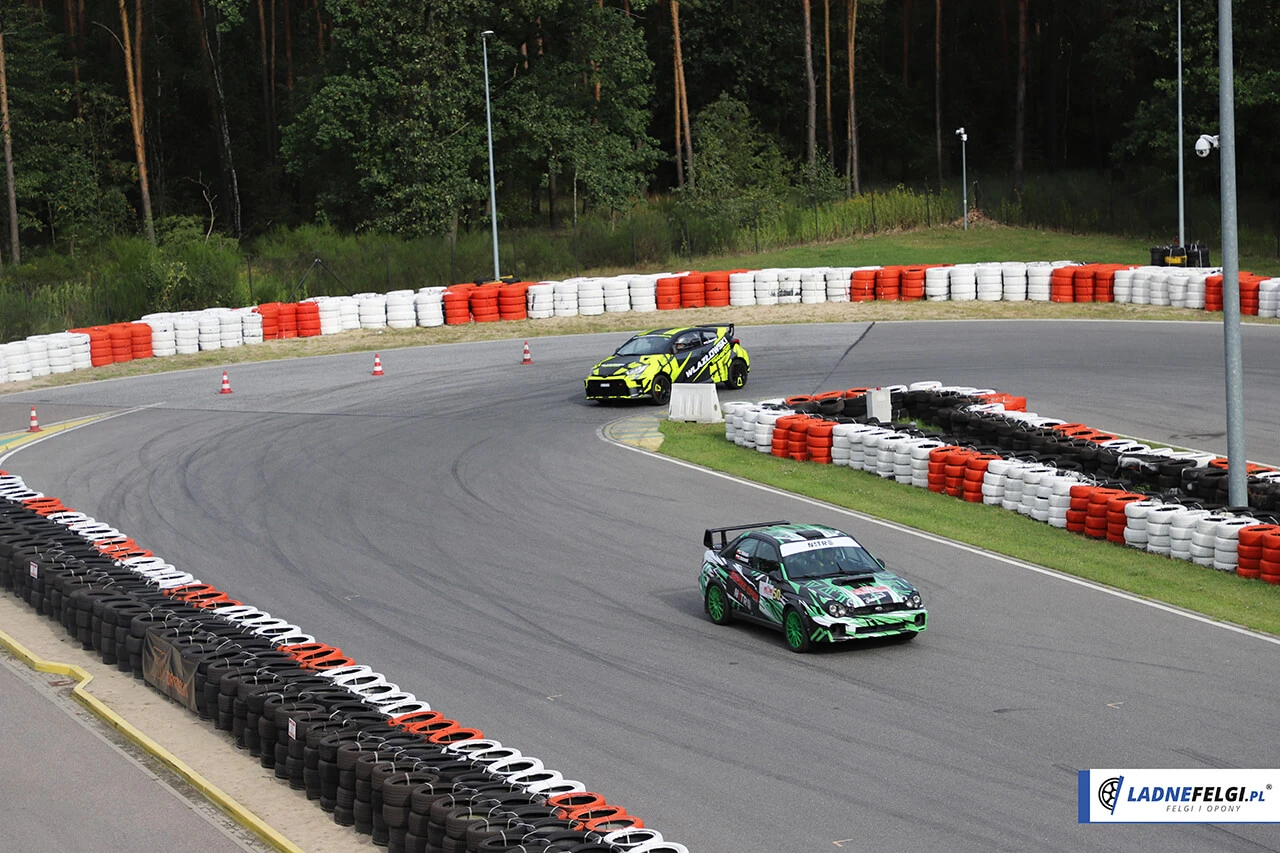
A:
[659, 421, 1280, 636]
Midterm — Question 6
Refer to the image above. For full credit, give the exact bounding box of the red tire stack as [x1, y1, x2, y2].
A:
[277, 302, 299, 338]
[1235, 524, 1278, 580]
[875, 266, 902, 301]
[850, 269, 877, 302]
[1049, 266, 1076, 302]
[130, 322, 153, 359]
[442, 285, 474, 325]
[1204, 274, 1224, 312]
[1084, 488, 1124, 539]
[499, 282, 529, 320]
[254, 303, 281, 339]
[963, 454, 1000, 502]
[704, 271, 730, 307]
[296, 302, 322, 337]
[943, 449, 975, 497]
[107, 323, 133, 363]
[1093, 265, 1120, 302]
[1072, 264, 1097, 302]
[1239, 273, 1263, 316]
[806, 421, 835, 464]
[1106, 493, 1145, 544]
[927, 446, 960, 493]
[1259, 531, 1280, 584]
[680, 273, 706, 309]
[470, 283, 501, 322]
[1066, 485, 1095, 533]
[656, 276, 681, 310]
[900, 267, 926, 301]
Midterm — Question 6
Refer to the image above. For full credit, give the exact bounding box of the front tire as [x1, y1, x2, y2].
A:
[783, 608, 813, 653]
[651, 374, 673, 406]
[727, 358, 748, 390]
[705, 584, 732, 625]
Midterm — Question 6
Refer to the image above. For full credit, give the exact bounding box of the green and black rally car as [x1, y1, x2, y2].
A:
[699, 521, 927, 652]
[584, 325, 750, 405]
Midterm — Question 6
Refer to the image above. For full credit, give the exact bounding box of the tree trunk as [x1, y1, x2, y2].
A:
[671, 0, 693, 189]
[672, 36, 684, 188]
[845, 0, 859, 196]
[256, 0, 275, 162]
[902, 0, 911, 87]
[802, 0, 815, 168]
[0, 21, 15, 264]
[313, 0, 323, 58]
[1013, 0, 1027, 194]
[823, 0, 833, 164]
[548, 167, 559, 229]
[118, 0, 155, 245]
[283, 0, 293, 93]
[193, 0, 242, 236]
[934, 0, 942, 190]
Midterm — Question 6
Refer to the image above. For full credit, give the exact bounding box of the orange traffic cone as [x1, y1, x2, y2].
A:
[521, 341, 533, 366]
[219, 371, 233, 394]
[372, 354, 384, 376]
[27, 406, 41, 433]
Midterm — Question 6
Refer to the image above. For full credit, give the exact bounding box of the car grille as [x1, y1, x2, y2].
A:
[851, 601, 909, 616]
[586, 379, 637, 399]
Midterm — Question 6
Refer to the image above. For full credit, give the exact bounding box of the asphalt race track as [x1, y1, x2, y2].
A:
[4, 319, 1280, 853]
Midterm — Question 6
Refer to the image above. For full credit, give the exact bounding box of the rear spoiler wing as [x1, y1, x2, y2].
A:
[703, 520, 789, 550]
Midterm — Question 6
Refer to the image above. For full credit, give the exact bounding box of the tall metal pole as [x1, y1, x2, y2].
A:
[956, 128, 968, 231]
[482, 31, 501, 282]
[1176, 0, 1185, 248]
[1218, 0, 1246, 507]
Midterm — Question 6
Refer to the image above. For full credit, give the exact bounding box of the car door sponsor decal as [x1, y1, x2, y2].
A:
[682, 336, 727, 381]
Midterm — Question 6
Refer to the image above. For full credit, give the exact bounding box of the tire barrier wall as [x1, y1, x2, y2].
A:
[722, 383, 1280, 584]
[6, 261, 1273, 387]
[0, 477, 689, 853]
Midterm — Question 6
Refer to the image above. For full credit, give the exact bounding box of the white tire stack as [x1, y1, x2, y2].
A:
[602, 278, 631, 313]
[950, 264, 978, 301]
[358, 293, 388, 328]
[982, 462, 1009, 514]
[1112, 268, 1134, 303]
[740, 407, 763, 448]
[825, 268, 852, 302]
[845, 425, 880, 470]
[1018, 466, 1054, 518]
[2, 342, 30, 382]
[800, 270, 827, 304]
[1026, 262, 1053, 301]
[65, 332, 92, 369]
[577, 278, 605, 316]
[336, 296, 361, 330]
[46, 334, 75, 374]
[1122, 499, 1161, 549]
[1000, 461, 1029, 512]
[141, 315, 177, 357]
[172, 316, 199, 354]
[754, 271, 780, 306]
[1002, 262, 1029, 301]
[975, 263, 1004, 301]
[1259, 279, 1280, 319]
[415, 287, 446, 327]
[528, 283, 555, 319]
[1168, 508, 1209, 561]
[729, 272, 756, 306]
[1130, 268, 1151, 305]
[310, 297, 343, 334]
[1144, 504, 1185, 556]
[722, 401, 751, 444]
[777, 270, 802, 304]
[241, 310, 264, 344]
[627, 276, 658, 313]
[24, 336, 52, 377]
[385, 290, 417, 328]
[873, 433, 908, 479]
[924, 266, 951, 301]
[891, 437, 925, 485]
[197, 310, 222, 351]
[219, 309, 243, 348]
[1043, 473, 1077, 528]
[1167, 272, 1190, 308]
[754, 410, 781, 453]
[1184, 271, 1209, 309]
[1189, 513, 1229, 567]
[1213, 517, 1256, 573]
[1148, 271, 1171, 306]
[553, 280, 579, 317]
[910, 441, 944, 489]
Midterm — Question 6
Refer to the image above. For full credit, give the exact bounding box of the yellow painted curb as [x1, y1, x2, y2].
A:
[0, 413, 117, 452]
[0, 627, 304, 853]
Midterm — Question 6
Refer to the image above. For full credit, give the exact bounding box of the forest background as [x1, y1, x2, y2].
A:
[0, 0, 1276, 338]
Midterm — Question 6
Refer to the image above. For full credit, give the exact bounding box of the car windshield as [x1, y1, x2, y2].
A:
[615, 335, 672, 356]
[783, 544, 882, 580]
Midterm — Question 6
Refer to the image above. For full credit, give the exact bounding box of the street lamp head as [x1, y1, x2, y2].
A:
[1195, 133, 1219, 158]
[482, 30, 494, 37]
[955, 127, 967, 141]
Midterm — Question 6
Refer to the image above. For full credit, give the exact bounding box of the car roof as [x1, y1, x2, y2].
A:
[752, 522, 848, 543]
[632, 325, 725, 338]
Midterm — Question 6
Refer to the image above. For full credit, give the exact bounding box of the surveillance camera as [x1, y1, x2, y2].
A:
[1195, 134, 1218, 158]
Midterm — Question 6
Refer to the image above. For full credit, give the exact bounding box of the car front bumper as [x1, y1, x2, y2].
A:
[811, 609, 928, 641]
[585, 376, 649, 400]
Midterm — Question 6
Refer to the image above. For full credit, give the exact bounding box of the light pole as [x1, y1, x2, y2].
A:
[1215, 0, 1246, 507]
[481, 30, 500, 283]
[1176, 0, 1185, 248]
[955, 127, 968, 230]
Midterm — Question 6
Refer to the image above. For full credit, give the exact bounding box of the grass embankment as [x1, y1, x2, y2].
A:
[659, 421, 1280, 636]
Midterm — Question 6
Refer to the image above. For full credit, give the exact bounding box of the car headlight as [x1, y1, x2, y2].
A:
[625, 364, 648, 378]
[825, 601, 848, 618]
[908, 593, 923, 610]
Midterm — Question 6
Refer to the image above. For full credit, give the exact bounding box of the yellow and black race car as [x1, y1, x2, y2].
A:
[584, 325, 751, 405]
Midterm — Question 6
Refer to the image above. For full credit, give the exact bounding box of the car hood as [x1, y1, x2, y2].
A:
[802, 572, 915, 607]
[590, 355, 666, 376]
